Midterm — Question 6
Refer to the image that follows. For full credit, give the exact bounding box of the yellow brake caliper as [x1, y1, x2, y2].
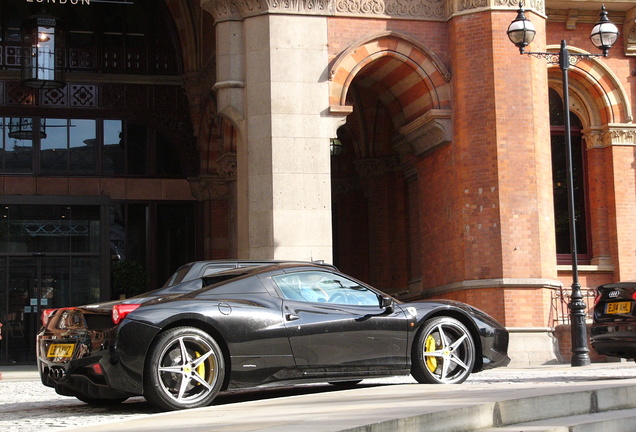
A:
[195, 351, 206, 383]
[425, 335, 438, 372]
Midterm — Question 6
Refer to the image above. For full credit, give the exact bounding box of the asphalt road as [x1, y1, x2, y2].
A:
[2, 363, 636, 432]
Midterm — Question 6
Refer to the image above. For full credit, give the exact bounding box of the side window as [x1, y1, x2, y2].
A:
[273, 271, 379, 306]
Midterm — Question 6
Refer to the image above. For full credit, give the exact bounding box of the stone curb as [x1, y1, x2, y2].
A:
[342, 384, 636, 432]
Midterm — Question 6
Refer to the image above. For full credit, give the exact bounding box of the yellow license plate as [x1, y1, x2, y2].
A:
[606, 302, 631, 314]
[47, 344, 75, 359]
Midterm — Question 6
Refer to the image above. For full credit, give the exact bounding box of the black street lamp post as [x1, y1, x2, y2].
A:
[507, 4, 619, 366]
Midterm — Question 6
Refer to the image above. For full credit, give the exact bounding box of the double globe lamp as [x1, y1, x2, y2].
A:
[506, 3, 619, 367]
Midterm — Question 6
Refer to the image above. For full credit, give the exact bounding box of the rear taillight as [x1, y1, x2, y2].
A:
[112, 304, 141, 325]
[42, 309, 57, 326]
[631, 292, 636, 301]
[41, 307, 76, 327]
[593, 292, 601, 307]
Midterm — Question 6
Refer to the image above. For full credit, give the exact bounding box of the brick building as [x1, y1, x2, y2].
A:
[1, 0, 635, 366]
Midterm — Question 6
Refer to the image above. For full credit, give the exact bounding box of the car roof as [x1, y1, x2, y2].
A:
[165, 260, 336, 287]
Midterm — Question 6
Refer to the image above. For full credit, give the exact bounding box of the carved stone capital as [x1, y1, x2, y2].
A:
[217, 152, 238, 180]
[582, 127, 603, 150]
[189, 175, 229, 200]
[398, 109, 452, 156]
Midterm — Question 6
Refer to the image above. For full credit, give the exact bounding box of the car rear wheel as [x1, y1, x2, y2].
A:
[143, 326, 225, 410]
[411, 316, 475, 384]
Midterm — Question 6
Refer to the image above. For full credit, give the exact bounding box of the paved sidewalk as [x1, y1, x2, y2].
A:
[4, 362, 636, 432]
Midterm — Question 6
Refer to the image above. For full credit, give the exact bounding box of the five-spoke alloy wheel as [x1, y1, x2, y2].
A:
[411, 316, 475, 384]
[144, 326, 224, 410]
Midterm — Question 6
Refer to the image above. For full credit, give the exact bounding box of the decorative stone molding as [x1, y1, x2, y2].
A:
[450, 0, 544, 17]
[600, 124, 636, 148]
[201, 0, 537, 22]
[183, 58, 216, 109]
[398, 109, 452, 157]
[354, 156, 401, 178]
[189, 174, 229, 200]
[582, 127, 603, 150]
[216, 152, 238, 180]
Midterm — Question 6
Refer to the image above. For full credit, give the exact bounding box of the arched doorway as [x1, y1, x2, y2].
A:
[329, 32, 452, 294]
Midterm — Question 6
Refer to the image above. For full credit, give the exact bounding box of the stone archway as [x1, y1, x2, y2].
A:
[329, 32, 452, 293]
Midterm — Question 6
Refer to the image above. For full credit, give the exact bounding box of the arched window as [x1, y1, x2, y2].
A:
[549, 89, 590, 264]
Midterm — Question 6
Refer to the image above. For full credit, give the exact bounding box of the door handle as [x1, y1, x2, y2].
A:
[286, 313, 299, 321]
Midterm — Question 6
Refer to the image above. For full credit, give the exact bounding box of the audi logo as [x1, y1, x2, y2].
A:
[49, 367, 67, 381]
[608, 290, 621, 298]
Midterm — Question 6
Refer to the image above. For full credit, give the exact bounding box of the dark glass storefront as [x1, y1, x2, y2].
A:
[0, 197, 197, 365]
[0, 0, 200, 366]
[0, 198, 107, 364]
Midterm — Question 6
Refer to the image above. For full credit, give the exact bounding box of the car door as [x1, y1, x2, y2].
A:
[271, 270, 409, 373]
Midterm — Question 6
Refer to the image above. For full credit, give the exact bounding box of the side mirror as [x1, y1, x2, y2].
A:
[380, 296, 393, 310]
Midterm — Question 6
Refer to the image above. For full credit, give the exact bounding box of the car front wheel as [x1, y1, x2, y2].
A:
[143, 326, 225, 410]
[411, 316, 475, 384]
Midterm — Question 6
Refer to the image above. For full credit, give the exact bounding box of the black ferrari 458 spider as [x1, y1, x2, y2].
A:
[37, 261, 510, 411]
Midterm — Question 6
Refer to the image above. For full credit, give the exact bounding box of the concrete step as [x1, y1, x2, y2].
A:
[341, 383, 636, 432]
[482, 408, 636, 432]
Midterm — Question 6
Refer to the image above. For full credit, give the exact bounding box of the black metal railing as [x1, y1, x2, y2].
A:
[550, 286, 597, 326]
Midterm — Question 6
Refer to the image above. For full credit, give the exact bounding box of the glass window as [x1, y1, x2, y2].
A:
[0, 117, 182, 177]
[2, 118, 33, 173]
[156, 203, 196, 286]
[127, 123, 148, 175]
[103, 119, 125, 174]
[69, 119, 97, 174]
[156, 132, 182, 176]
[0, 204, 100, 254]
[274, 271, 379, 306]
[549, 89, 589, 261]
[40, 118, 68, 174]
[0, 0, 180, 76]
[70, 256, 101, 306]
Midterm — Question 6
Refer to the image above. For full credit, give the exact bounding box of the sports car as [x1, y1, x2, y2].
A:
[591, 281, 636, 360]
[37, 262, 510, 411]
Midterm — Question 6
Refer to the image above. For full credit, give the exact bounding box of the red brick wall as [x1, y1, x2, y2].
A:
[323, 9, 635, 332]
[609, 146, 636, 280]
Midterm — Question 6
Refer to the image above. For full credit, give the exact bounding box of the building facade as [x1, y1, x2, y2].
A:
[1, 0, 635, 366]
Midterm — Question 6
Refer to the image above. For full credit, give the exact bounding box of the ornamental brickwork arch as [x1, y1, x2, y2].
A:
[329, 32, 452, 131]
[546, 45, 631, 128]
[546, 45, 634, 149]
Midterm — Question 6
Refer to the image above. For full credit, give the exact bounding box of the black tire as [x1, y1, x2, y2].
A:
[75, 395, 128, 405]
[411, 316, 475, 384]
[143, 326, 225, 411]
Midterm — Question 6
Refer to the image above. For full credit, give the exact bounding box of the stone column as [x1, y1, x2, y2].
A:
[203, 0, 342, 262]
[243, 14, 338, 261]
